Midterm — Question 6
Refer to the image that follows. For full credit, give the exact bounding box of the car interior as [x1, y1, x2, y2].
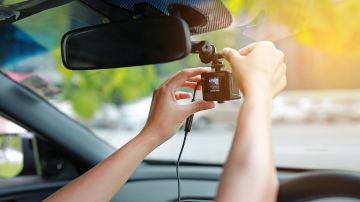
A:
[1, 0, 360, 202]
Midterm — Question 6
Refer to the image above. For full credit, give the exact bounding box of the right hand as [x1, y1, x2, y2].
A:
[142, 67, 215, 144]
[221, 41, 287, 98]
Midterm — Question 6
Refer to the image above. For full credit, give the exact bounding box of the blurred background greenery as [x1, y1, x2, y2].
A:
[3, 0, 360, 119]
[2, 0, 360, 178]
[0, 135, 22, 178]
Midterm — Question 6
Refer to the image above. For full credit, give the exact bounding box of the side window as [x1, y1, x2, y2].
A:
[0, 116, 31, 178]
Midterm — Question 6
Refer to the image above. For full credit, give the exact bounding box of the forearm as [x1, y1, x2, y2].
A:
[44, 67, 215, 202]
[45, 127, 161, 202]
[216, 91, 279, 202]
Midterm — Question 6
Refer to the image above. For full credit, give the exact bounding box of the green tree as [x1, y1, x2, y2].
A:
[53, 48, 157, 119]
[49, 0, 360, 118]
[223, 0, 360, 60]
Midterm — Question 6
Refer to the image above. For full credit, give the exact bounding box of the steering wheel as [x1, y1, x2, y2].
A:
[278, 171, 360, 202]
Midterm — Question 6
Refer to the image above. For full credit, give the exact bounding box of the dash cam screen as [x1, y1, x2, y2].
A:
[209, 76, 221, 92]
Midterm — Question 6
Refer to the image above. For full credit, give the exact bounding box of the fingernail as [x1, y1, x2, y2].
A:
[222, 48, 231, 56]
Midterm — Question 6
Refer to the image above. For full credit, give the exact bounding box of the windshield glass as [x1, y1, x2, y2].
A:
[1, 0, 360, 171]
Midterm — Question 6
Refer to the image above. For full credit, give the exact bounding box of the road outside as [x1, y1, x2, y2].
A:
[94, 122, 360, 172]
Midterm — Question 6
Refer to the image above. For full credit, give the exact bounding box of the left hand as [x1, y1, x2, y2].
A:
[221, 41, 287, 98]
[142, 67, 215, 144]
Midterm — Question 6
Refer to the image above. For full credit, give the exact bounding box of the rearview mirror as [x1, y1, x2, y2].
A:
[61, 17, 191, 70]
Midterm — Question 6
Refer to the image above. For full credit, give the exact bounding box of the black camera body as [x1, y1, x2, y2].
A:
[201, 70, 240, 102]
[191, 41, 241, 103]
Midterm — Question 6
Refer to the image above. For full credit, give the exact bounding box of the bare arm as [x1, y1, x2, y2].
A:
[45, 128, 161, 202]
[45, 67, 215, 202]
[216, 42, 287, 202]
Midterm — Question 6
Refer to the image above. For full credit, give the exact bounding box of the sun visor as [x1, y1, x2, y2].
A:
[105, 0, 233, 35]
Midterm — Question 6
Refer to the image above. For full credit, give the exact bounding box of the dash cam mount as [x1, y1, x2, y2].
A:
[191, 41, 241, 103]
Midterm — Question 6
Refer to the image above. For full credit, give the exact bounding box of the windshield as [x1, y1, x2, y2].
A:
[1, 0, 360, 171]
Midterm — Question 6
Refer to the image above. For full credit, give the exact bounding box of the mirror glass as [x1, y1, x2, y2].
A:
[61, 17, 191, 70]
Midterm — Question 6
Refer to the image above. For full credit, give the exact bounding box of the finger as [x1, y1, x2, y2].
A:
[182, 100, 215, 116]
[279, 63, 287, 77]
[273, 76, 287, 98]
[181, 81, 197, 89]
[175, 92, 192, 100]
[221, 48, 243, 68]
[238, 43, 257, 56]
[187, 75, 202, 82]
[146, 90, 157, 122]
[166, 67, 211, 90]
[181, 81, 202, 90]
[238, 41, 275, 56]
[271, 64, 285, 96]
[272, 63, 286, 82]
[271, 63, 287, 98]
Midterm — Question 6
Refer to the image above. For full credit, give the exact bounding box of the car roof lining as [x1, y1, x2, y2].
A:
[103, 0, 232, 35]
[1, 0, 232, 35]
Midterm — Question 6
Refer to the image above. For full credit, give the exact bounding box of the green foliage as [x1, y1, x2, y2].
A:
[54, 47, 158, 119]
[224, 0, 360, 60]
[62, 68, 157, 119]
[0, 136, 22, 178]
[0, 163, 23, 178]
[222, 0, 244, 15]
[70, 88, 99, 119]
[47, 0, 360, 118]
[295, 0, 360, 59]
[3, 0, 25, 5]
[0, 136, 21, 150]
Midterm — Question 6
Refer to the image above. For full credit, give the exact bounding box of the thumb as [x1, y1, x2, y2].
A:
[185, 100, 215, 115]
[221, 48, 243, 67]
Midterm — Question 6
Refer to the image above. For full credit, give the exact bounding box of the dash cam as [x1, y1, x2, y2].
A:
[201, 70, 240, 101]
[191, 41, 240, 102]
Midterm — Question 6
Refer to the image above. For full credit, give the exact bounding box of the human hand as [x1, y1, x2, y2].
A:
[142, 67, 215, 144]
[221, 41, 287, 98]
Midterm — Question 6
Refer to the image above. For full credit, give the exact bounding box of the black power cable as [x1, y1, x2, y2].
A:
[176, 82, 200, 202]
[176, 130, 189, 202]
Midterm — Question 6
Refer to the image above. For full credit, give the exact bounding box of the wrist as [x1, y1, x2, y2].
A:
[241, 76, 272, 99]
[138, 125, 164, 148]
[243, 86, 272, 101]
[241, 87, 273, 116]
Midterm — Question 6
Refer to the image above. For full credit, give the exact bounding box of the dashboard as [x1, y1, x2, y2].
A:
[112, 165, 360, 202]
[1, 164, 360, 202]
